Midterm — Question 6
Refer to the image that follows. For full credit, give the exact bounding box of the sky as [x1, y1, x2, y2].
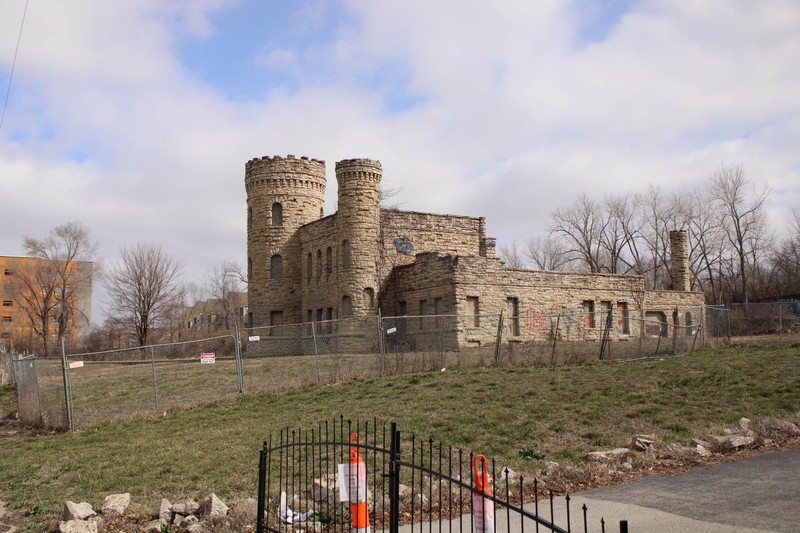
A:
[1, 0, 799, 323]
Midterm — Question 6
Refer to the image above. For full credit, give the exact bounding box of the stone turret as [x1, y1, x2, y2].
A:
[245, 155, 326, 326]
[335, 158, 382, 317]
[669, 230, 690, 292]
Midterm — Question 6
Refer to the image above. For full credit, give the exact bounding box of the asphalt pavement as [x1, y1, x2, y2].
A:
[574, 448, 800, 532]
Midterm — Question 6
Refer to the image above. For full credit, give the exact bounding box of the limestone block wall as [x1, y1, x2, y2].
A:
[383, 252, 706, 347]
[246, 155, 326, 326]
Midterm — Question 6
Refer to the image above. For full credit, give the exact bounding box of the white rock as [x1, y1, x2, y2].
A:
[58, 518, 98, 533]
[159, 498, 173, 524]
[62, 501, 96, 521]
[173, 500, 199, 515]
[101, 493, 130, 516]
[199, 493, 229, 518]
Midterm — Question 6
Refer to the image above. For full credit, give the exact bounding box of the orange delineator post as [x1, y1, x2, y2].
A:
[349, 433, 371, 533]
[472, 454, 495, 533]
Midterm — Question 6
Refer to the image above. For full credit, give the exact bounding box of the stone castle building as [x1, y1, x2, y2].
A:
[245, 155, 704, 346]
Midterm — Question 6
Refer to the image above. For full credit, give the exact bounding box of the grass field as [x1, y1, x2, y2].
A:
[1, 344, 799, 531]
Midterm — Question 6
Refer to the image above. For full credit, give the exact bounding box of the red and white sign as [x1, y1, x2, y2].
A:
[200, 352, 216, 364]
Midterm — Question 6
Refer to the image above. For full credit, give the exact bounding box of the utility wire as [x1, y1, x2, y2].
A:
[0, 0, 30, 132]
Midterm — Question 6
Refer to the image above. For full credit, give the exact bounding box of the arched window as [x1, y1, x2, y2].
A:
[341, 295, 352, 317]
[326, 247, 333, 275]
[342, 240, 351, 271]
[363, 287, 374, 309]
[270, 255, 283, 279]
[306, 253, 312, 282]
[271, 203, 283, 226]
[316, 250, 322, 280]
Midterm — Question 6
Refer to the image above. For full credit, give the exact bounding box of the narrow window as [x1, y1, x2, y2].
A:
[617, 302, 630, 335]
[248, 257, 252, 283]
[467, 297, 480, 328]
[341, 295, 352, 317]
[248, 206, 252, 226]
[600, 301, 612, 328]
[507, 297, 520, 336]
[307, 253, 312, 282]
[316, 250, 322, 280]
[685, 312, 694, 336]
[270, 255, 283, 279]
[434, 297, 442, 315]
[363, 288, 375, 309]
[582, 300, 595, 328]
[342, 240, 351, 271]
[271, 202, 283, 226]
[307, 310, 313, 323]
[316, 308, 323, 322]
[672, 309, 680, 335]
[326, 247, 333, 275]
[419, 299, 427, 329]
[399, 301, 407, 316]
[325, 308, 333, 320]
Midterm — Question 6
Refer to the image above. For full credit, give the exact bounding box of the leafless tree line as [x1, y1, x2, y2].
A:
[500, 163, 797, 305]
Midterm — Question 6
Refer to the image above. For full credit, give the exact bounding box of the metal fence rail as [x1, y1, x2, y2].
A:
[256, 418, 627, 533]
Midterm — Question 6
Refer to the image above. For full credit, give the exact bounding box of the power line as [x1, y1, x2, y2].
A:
[0, 0, 30, 132]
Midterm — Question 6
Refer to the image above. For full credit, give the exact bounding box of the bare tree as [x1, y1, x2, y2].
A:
[206, 261, 247, 329]
[549, 194, 607, 272]
[709, 163, 770, 303]
[104, 243, 184, 346]
[499, 241, 526, 269]
[682, 188, 726, 303]
[12, 221, 96, 355]
[525, 235, 570, 271]
[766, 204, 800, 299]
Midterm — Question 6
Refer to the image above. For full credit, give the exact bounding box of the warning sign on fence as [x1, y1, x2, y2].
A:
[337, 462, 367, 502]
[200, 352, 216, 364]
[68, 361, 84, 369]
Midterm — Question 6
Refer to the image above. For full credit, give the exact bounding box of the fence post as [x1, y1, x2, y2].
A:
[60, 338, 74, 431]
[256, 441, 268, 533]
[311, 322, 321, 382]
[388, 422, 400, 533]
[234, 329, 244, 395]
[378, 309, 386, 376]
[150, 346, 160, 413]
[494, 310, 505, 366]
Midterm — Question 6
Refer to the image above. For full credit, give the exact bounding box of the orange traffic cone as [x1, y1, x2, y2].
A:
[349, 434, 371, 533]
[472, 454, 494, 533]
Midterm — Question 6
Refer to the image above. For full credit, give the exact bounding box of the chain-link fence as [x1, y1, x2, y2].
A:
[12, 304, 772, 430]
[704, 301, 800, 347]
[63, 335, 241, 428]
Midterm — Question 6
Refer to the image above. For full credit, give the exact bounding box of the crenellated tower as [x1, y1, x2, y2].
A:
[335, 158, 382, 317]
[245, 155, 326, 326]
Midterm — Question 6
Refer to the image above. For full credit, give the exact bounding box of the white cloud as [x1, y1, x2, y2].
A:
[1, 0, 799, 320]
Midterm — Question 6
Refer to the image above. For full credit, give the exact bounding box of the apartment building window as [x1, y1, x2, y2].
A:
[1, 316, 11, 323]
[3, 269, 13, 276]
[270, 255, 283, 279]
[271, 202, 283, 226]
[507, 297, 520, 336]
[467, 296, 480, 328]
[2, 301, 11, 307]
[342, 240, 351, 271]
[582, 300, 595, 328]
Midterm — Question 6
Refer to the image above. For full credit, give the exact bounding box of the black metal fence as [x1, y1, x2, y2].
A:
[257, 419, 628, 533]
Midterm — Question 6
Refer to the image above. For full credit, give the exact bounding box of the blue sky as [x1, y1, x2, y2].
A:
[1, 0, 799, 320]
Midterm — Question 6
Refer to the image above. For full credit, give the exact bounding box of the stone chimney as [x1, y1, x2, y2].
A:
[669, 230, 690, 292]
